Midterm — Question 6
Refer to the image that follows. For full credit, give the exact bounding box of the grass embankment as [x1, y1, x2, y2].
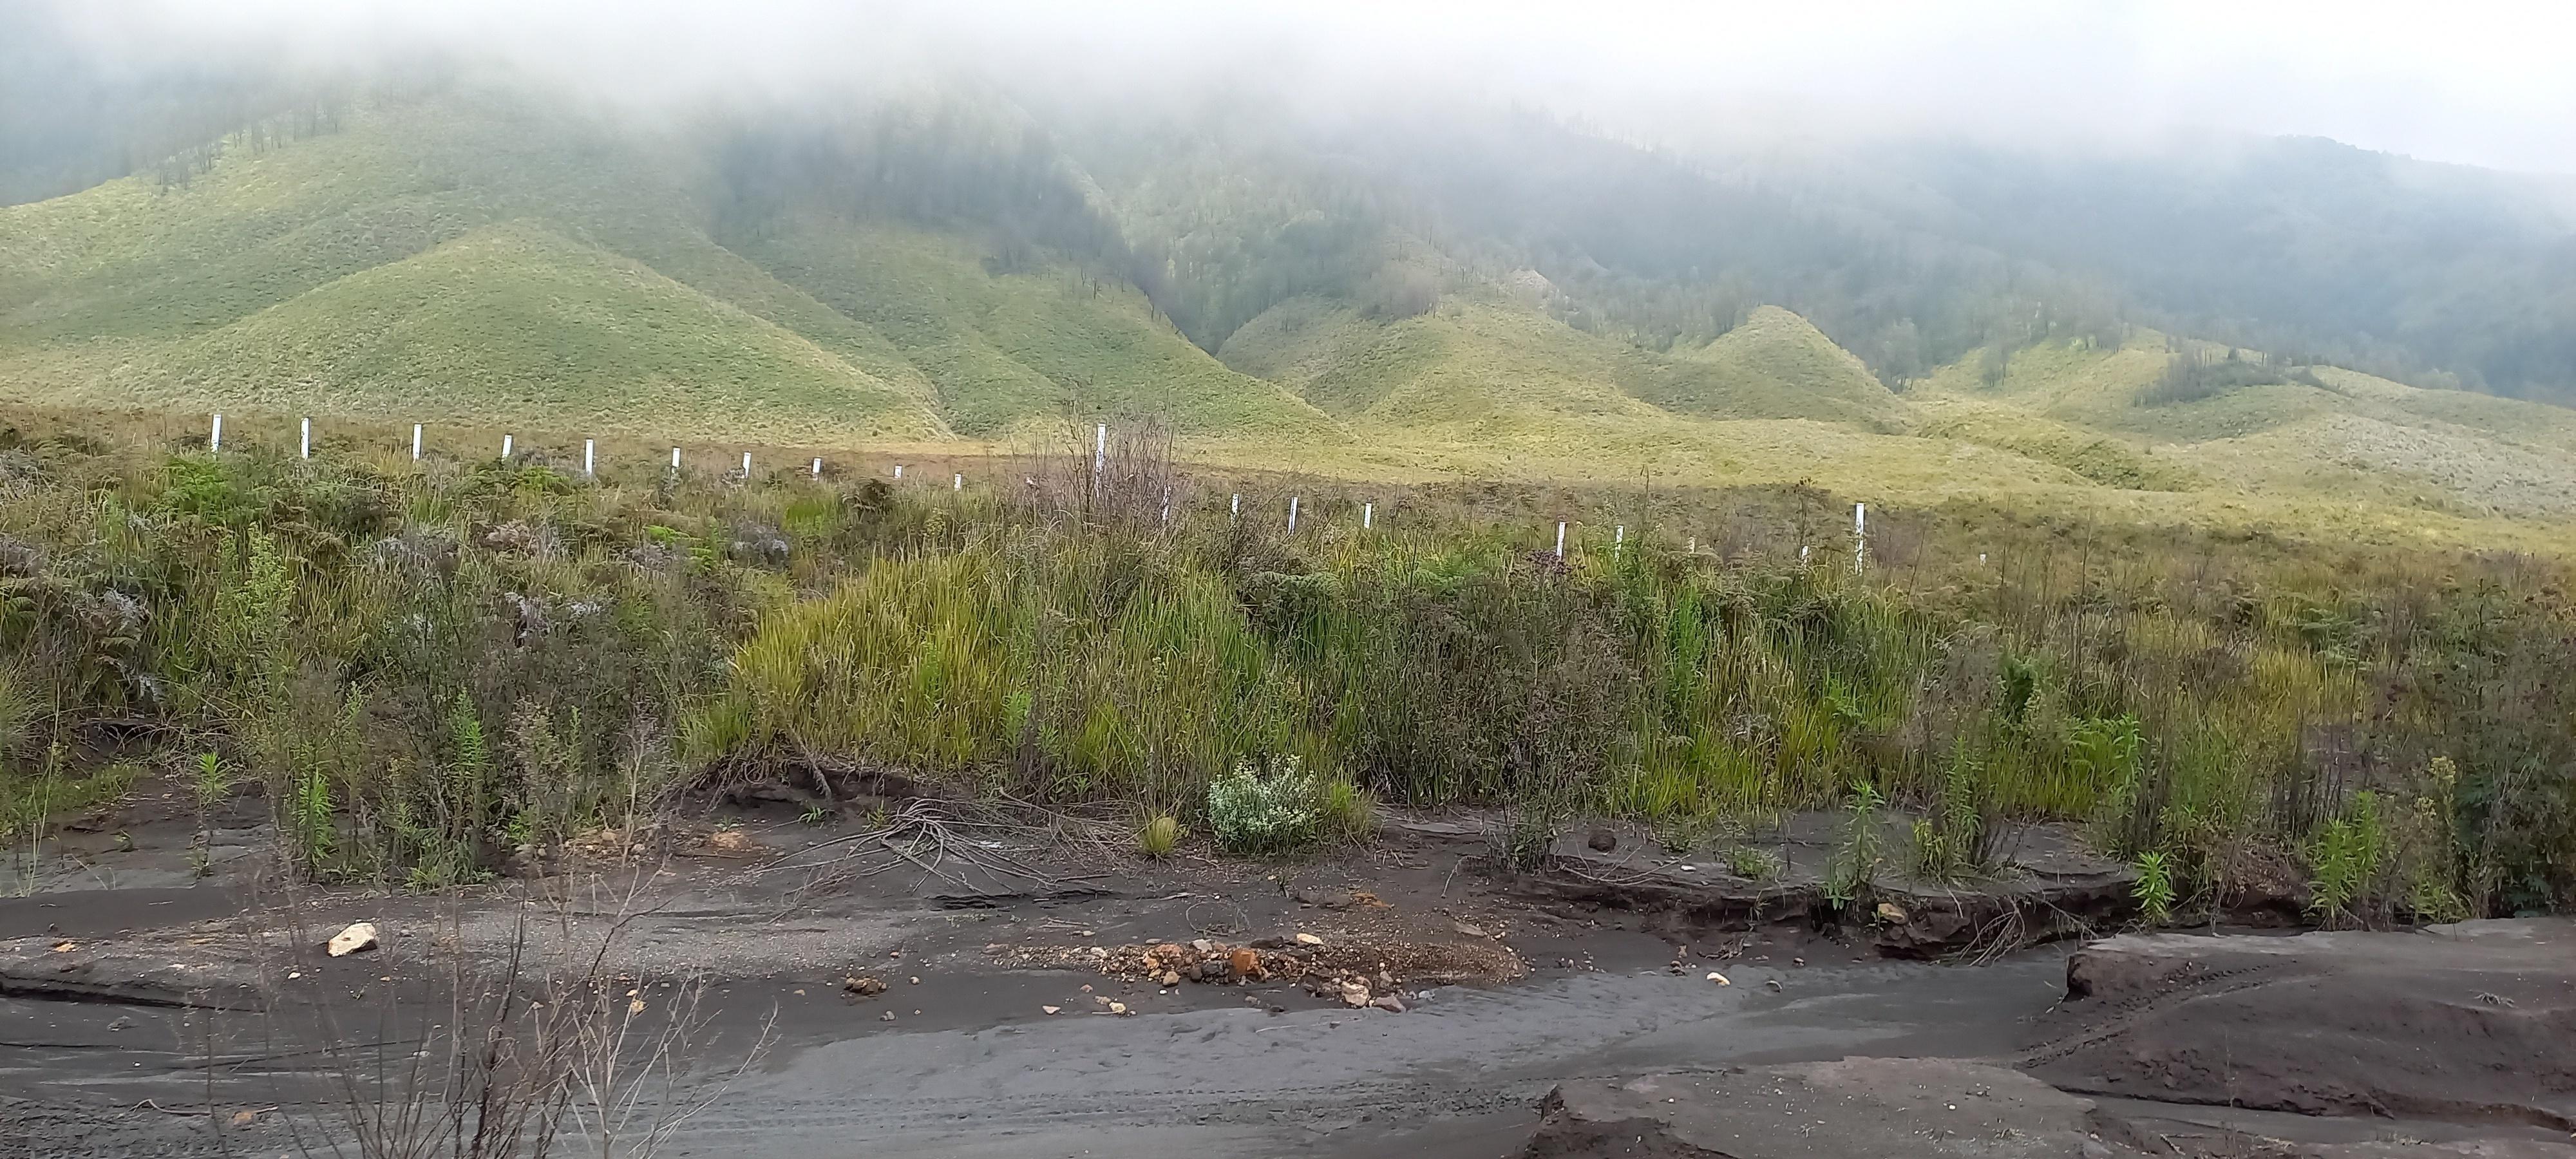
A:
[0, 422, 2568, 921]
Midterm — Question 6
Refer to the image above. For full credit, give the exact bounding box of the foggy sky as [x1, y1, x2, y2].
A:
[40, 0, 2576, 175]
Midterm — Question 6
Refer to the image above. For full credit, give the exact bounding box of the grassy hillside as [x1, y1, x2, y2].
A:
[0, 92, 1329, 444]
[734, 214, 1335, 439]
[67, 221, 949, 441]
[1660, 306, 1911, 431]
[1220, 296, 1917, 434]
[5, 86, 2576, 556]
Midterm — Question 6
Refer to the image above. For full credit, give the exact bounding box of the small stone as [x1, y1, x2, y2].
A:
[1792, 957, 1806, 966]
[326, 921, 379, 957]
[48, 941, 73, 953]
[1452, 921, 1488, 938]
[1339, 981, 1371, 1008]
[844, 975, 888, 997]
[1587, 828, 1617, 852]
[1368, 995, 1407, 1013]
[230, 1109, 260, 1126]
[1108, 1001, 1129, 1015]
[1160, 971, 1181, 986]
[1764, 979, 1783, 992]
[1294, 933, 1324, 947]
[1231, 948, 1262, 979]
[908, 976, 920, 985]
[1875, 902, 1908, 923]
[880, 1010, 895, 1021]
[1705, 972, 1731, 986]
[1375, 970, 1395, 989]
[108, 1016, 133, 1032]
[1042, 1005, 1061, 1015]
[1191, 939, 1215, 954]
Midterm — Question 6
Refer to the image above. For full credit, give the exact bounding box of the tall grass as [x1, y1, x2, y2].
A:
[0, 422, 2570, 918]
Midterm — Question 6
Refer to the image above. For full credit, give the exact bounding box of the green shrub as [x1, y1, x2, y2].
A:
[1138, 813, 1180, 858]
[2308, 791, 2389, 928]
[1207, 755, 1323, 856]
[2133, 851, 2175, 926]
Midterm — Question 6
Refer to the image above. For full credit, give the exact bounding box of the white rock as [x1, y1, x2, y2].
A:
[1705, 971, 1731, 986]
[327, 922, 379, 957]
[1295, 933, 1325, 947]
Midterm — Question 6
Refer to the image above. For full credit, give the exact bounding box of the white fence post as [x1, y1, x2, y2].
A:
[1160, 486, 1171, 527]
[583, 439, 595, 476]
[669, 447, 681, 473]
[893, 464, 903, 479]
[1092, 423, 1106, 495]
[1229, 493, 1240, 522]
[210, 413, 222, 453]
[1287, 496, 1300, 533]
[299, 417, 311, 459]
[811, 457, 822, 478]
[1555, 521, 1566, 559]
[1614, 524, 1624, 560]
[952, 472, 962, 491]
[1363, 502, 1373, 530]
[741, 451, 752, 478]
[1853, 502, 1866, 574]
[412, 423, 422, 461]
[500, 434, 513, 460]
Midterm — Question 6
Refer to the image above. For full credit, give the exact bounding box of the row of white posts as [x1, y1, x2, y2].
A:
[224, 415, 1877, 568]
[222, 413, 955, 485]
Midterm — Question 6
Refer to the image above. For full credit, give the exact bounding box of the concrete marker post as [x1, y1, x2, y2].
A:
[670, 447, 681, 473]
[210, 414, 222, 453]
[1160, 486, 1171, 527]
[1230, 493, 1240, 522]
[741, 451, 752, 479]
[583, 440, 595, 477]
[1363, 502, 1372, 530]
[893, 464, 903, 479]
[299, 417, 312, 460]
[1287, 496, 1300, 534]
[1853, 502, 1866, 574]
[501, 434, 513, 460]
[811, 457, 822, 478]
[952, 473, 962, 491]
[1093, 423, 1106, 496]
[1555, 521, 1566, 559]
[412, 424, 422, 461]
[1614, 524, 1624, 560]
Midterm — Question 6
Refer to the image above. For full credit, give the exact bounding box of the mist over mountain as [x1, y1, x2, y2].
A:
[7, 1, 2572, 418]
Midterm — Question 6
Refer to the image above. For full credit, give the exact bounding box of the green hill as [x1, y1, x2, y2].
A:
[5, 81, 2576, 552]
[66, 221, 949, 442]
[1662, 306, 1911, 431]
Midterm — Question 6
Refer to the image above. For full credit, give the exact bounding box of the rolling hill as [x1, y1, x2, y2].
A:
[1, 79, 2573, 552]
